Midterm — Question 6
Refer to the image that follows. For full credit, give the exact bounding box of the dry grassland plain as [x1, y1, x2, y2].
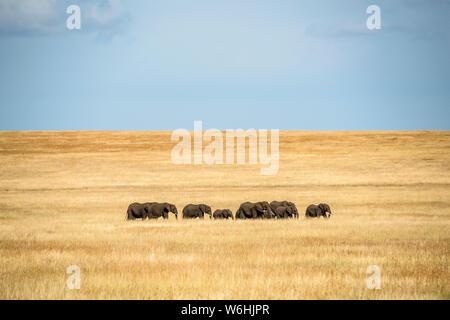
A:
[0, 131, 448, 300]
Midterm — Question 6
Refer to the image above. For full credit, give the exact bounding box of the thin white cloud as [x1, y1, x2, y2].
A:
[305, 23, 371, 38]
[83, 0, 130, 38]
[88, 0, 125, 26]
[0, 0, 129, 36]
[0, 0, 60, 33]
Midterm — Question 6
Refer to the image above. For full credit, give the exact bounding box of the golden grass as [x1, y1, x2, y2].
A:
[0, 131, 449, 299]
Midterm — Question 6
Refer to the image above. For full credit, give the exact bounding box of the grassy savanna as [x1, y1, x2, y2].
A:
[0, 131, 449, 299]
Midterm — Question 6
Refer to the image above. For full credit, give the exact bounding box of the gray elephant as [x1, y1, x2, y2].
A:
[145, 202, 178, 220]
[270, 201, 299, 219]
[182, 204, 212, 219]
[305, 203, 332, 218]
[213, 209, 234, 220]
[235, 201, 275, 219]
[274, 206, 294, 219]
[126, 202, 153, 220]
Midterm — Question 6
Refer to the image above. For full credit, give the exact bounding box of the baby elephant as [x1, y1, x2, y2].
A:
[213, 209, 234, 220]
[270, 201, 299, 219]
[274, 206, 294, 219]
[305, 203, 332, 218]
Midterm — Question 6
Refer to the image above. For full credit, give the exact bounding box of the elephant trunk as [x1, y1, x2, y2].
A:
[267, 207, 275, 219]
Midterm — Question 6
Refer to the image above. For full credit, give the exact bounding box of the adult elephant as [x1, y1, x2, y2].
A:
[305, 203, 332, 218]
[270, 201, 299, 219]
[213, 209, 234, 220]
[182, 204, 212, 219]
[235, 201, 275, 219]
[126, 202, 153, 220]
[145, 202, 178, 220]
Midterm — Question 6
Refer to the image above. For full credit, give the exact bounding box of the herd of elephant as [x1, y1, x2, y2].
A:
[126, 201, 332, 220]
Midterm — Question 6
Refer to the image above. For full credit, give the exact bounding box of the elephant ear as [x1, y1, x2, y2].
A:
[144, 206, 149, 213]
[318, 204, 326, 213]
[199, 205, 205, 213]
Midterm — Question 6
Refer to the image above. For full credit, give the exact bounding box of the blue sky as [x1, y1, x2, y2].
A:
[0, 0, 449, 130]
